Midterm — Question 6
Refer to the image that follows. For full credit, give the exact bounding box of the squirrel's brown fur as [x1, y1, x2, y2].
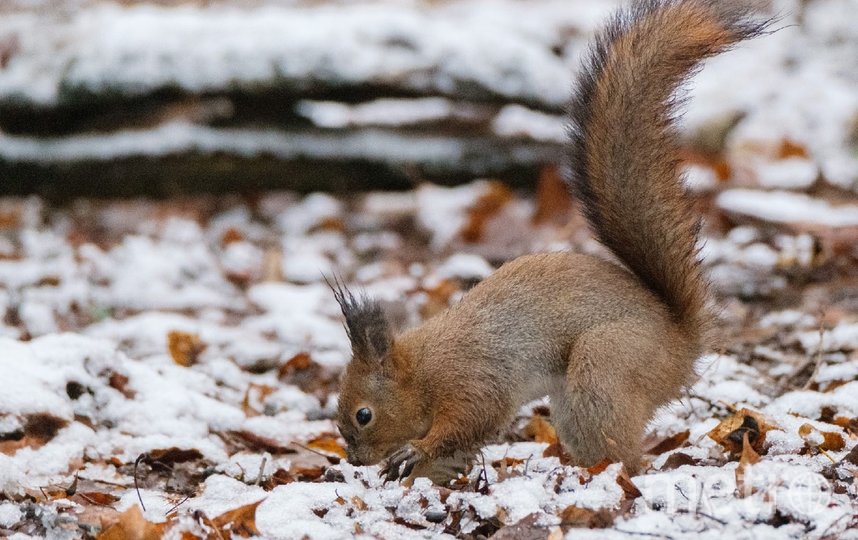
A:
[335, 0, 769, 482]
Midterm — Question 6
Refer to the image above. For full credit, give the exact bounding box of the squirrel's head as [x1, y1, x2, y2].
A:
[332, 284, 430, 466]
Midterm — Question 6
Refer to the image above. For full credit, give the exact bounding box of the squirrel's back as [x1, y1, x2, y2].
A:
[566, 0, 769, 341]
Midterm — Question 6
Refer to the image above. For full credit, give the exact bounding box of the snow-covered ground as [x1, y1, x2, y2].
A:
[0, 177, 856, 538]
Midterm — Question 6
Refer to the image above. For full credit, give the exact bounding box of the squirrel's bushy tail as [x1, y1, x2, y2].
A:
[567, 0, 768, 337]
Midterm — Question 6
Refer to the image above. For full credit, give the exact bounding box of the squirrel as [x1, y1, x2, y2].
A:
[333, 0, 770, 482]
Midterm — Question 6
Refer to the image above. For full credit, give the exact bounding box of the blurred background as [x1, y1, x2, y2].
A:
[0, 0, 856, 200]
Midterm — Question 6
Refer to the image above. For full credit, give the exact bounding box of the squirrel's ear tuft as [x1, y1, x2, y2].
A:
[329, 278, 393, 364]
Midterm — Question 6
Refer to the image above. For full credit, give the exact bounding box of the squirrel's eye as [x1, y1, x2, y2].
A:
[355, 408, 372, 426]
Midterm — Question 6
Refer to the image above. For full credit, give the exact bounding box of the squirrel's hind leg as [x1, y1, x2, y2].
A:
[551, 320, 675, 473]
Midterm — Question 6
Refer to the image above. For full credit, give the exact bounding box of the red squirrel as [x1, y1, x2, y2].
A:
[333, 0, 769, 482]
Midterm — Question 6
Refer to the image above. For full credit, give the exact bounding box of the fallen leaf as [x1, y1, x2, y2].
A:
[460, 181, 514, 243]
[278, 352, 312, 377]
[661, 452, 697, 470]
[77, 492, 120, 506]
[524, 415, 558, 445]
[798, 423, 845, 452]
[225, 431, 296, 455]
[292, 465, 325, 482]
[167, 331, 206, 367]
[420, 279, 460, 319]
[108, 371, 135, 398]
[139, 447, 204, 471]
[211, 500, 262, 539]
[221, 227, 244, 246]
[841, 445, 858, 466]
[616, 465, 642, 499]
[647, 430, 690, 455]
[492, 513, 549, 540]
[834, 416, 858, 436]
[777, 138, 810, 159]
[532, 166, 573, 225]
[240, 383, 276, 417]
[708, 408, 778, 455]
[0, 413, 69, 454]
[585, 459, 613, 477]
[307, 435, 347, 459]
[97, 505, 166, 540]
[559, 505, 614, 528]
[735, 432, 760, 498]
[542, 442, 572, 465]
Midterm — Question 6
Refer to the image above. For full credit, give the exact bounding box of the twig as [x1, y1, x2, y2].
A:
[256, 456, 268, 486]
[134, 453, 148, 512]
[165, 494, 190, 516]
[614, 528, 674, 539]
[676, 508, 727, 526]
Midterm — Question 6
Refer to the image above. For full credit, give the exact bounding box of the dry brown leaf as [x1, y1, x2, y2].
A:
[420, 279, 460, 319]
[833, 416, 858, 436]
[542, 442, 572, 465]
[211, 500, 262, 539]
[0, 413, 69, 455]
[798, 423, 845, 452]
[841, 445, 858, 466]
[226, 431, 296, 455]
[559, 505, 614, 528]
[585, 458, 613, 477]
[777, 138, 810, 159]
[350, 496, 368, 511]
[735, 432, 760, 498]
[77, 492, 120, 506]
[108, 371, 135, 398]
[460, 181, 514, 243]
[278, 352, 312, 377]
[292, 465, 325, 482]
[661, 452, 697, 470]
[140, 447, 204, 470]
[532, 165, 573, 225]
[708, 408, 778, 456]
[524, 415, 558, 445]
[647, 430, 690, 455]
[97, 505, 166, 540]
[221, 227, 244, 246]
[307, 435, 347, 459]
[616, 465, 642, 499]
[240, 383, 276, 417]
[167, 331, 206, 367]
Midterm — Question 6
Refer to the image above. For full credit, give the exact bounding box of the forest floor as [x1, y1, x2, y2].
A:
[0, 169, 857, 539]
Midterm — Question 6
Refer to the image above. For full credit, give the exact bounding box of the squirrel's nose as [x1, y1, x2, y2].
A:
[346, 450, 363, 466]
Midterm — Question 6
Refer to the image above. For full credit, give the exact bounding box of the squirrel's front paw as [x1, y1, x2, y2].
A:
[379, 442, 426, 482]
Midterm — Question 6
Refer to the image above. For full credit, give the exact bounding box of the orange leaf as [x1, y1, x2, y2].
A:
[167, 331, 206, 367]
[307, 435, 347, 459]
[735, 432, 760, 498]
[524, 415, 558, 445]
[97, 505, 166, 540]
[647, 430, 690, 455]
[211, 500, 262, 539]
[221, 227, 244, 246]
[460, 181, 514, 243]
[77, 492, 120, 506]
[560, 505, 614, 528]
[798, 423, 845, 451]
[707, 408, 778, 456]
[532, 165, 573, 225]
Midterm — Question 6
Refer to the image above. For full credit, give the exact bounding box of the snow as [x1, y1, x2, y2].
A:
[717, 189, 858, 227]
